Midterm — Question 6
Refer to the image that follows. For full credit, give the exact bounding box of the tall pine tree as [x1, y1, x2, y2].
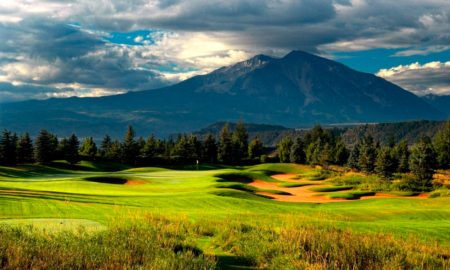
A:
[218, 123, 233, 164]
[17, 132, 34, 164]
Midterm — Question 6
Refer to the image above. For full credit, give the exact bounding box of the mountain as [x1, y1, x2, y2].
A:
[421, 94, 450, 116]
[0, 51, 445, 139]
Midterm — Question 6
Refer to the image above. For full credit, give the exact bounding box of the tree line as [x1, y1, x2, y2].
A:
[1, 119, 449, 186]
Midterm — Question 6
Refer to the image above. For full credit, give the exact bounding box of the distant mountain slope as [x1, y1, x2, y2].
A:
[421, 94, 450, 116]
[0, 51, 445, 139]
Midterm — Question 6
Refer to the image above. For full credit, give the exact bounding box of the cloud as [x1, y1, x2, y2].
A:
[392, 46, 450, 57]
[0, 0, 450, 101]
[376, 61, 450, 95]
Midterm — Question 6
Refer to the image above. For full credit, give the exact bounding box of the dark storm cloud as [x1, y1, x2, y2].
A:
[0, 0, 449, 101]
[0, 17, 168, 101]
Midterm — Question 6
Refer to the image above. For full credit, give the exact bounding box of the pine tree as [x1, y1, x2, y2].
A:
[0, 130, 17, 166]
[108, 140, 122, 163]
[187, 135, 201, 160]
[334, 140, 349, 165]
[202, 133, 217, 163]
[122, 125, 138, 165]
[17, 132, 34, 164]
[347, 143, 360, 170]
[34, 129, 58, 164]
[232, 119, 249, 163]
[433, 119, 450, 169]
[100, 135, 112, 159]
[79, 137, 97, 160]
[65, 133, 80, 165]
[375, 147, 395, 179]
[358, 135, 377, 174]
[278, 136, 293, 163]
[319, 143, 332, 169]
[141, 134, 156, 164]
[218, 123, 233, 164]
[289, 137, 305, 164]
[409, 136, 437, 187]
[248, 137, 265, 160]
[394, 139, 409, 173]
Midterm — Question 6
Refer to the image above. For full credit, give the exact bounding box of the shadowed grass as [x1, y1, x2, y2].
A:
[308, 186, 353, 192]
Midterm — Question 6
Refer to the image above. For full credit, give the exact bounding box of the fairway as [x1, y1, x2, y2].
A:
[0, 162, 449, 268]
[0, 162, 448, 240]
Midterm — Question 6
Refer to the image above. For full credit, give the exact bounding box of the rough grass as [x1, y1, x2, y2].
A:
[0, 215, 448, 270]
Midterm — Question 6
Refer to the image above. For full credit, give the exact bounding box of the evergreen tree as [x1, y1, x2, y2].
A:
[34, 129, 58, 164]
[433, 119, 450, 169]
[173, 134, 189, 159]
[79, 137, 97, 159]
[375, 147, 395, 179]
[100, 135, 112, 159]
[218, 123, 233, 164]
[358, 135, 377, 174]
[347, 143, 360, 170]
[187, 135, 201, 160]
[394, 139, 409, 173]
[289, 137, 305, 164]
[108, 140, 122, 162]
[122, 125, 138, 165]
[202, 133, 217, 163]
[248, 137, 265, 160]
[17, 132, 34, 164]
[388, 134, 396, 148]
[141, 134, 156, 164]
[409, 136, 437, 187]
[232, 119, 249, 162]
[306, 139, 323, 166]
[65, 133, 80, 165]
[319, 143, 332, 169]
[278, 136, 293, 163]
[0, 130, 17, 166]
[334, 140, 349, 165]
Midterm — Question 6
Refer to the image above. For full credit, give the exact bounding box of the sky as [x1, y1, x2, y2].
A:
[0, 0, 449, 102]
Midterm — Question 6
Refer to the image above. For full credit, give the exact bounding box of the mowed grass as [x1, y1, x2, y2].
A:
[0, 161, 449, 268]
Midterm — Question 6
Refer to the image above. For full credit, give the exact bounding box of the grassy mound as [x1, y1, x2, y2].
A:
[308, 186, 353, 192]
[324, 191, 376, 200]
[278, 182, 315, 187]
[216, 183, 291, 196]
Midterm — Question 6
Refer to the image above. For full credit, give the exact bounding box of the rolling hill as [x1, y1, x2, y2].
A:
[0, 51, 445, 139]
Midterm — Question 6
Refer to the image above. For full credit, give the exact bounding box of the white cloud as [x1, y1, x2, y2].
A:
[376, 61, 450, 95]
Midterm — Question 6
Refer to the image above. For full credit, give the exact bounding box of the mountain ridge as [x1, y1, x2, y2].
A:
[0, 50, 445, 138]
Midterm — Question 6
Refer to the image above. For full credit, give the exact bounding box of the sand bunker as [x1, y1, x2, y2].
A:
[251, 174, 429, 203]
[125, 179, 147, 185]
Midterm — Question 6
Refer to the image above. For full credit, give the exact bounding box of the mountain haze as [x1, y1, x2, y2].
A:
[0, 51, 445, 138]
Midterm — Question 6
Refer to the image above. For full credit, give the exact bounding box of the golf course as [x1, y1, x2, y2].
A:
[0, 161, 448, 269]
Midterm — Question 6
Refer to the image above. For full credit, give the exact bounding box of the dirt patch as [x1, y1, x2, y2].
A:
[249, 179, 347, 203]
[250, 173, 429, 203]
[271, 173, 300, 182]
[125, 179, 147, 185]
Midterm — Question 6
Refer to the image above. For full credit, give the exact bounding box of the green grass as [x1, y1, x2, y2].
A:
[320, 191, 376, 200]
[0, 162, 448, 268]
[308, 186, 353, 192]
[278, 182, 315, 187]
